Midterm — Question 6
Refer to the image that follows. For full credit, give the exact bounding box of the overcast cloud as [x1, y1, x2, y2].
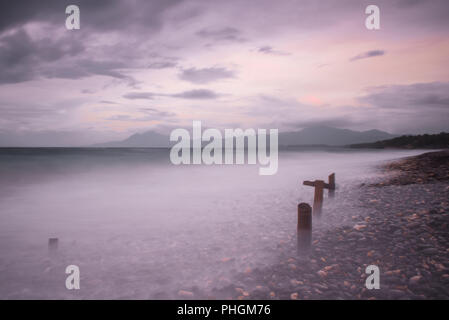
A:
[0, 0, 449, 145]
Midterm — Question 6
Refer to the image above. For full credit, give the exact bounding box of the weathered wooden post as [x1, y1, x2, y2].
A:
[48, 238, 58, 255]
[313, 180, 324, 215]
[303, 180, 325, 215]
[303, 173, 335, 214]
[328, 173, 335, 198]
[297, 203, 312, 251]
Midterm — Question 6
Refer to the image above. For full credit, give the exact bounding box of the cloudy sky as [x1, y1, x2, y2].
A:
[0, 0, 448, 146]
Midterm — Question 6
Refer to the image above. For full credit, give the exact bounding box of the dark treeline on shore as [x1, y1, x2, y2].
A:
[350, 132, 449, 149]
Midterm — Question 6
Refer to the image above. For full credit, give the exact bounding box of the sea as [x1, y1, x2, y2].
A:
[0, 147, 428, 299]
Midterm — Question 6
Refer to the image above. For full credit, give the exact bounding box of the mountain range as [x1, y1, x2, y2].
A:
[92, 126, 397, 147]
[92, 131, 168, 148]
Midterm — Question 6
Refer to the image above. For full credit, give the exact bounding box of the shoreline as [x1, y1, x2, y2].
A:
[206, 150, 449, 300]
[372, 149, 449, 186]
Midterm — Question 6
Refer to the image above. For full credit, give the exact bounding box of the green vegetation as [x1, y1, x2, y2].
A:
[350, 132, 449, 149]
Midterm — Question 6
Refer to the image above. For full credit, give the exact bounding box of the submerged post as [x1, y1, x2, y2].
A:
[312, 180, 324, 215]
[328, 173, 335, 198]
[48, 238, 58, 255]
[297, 203, 312, 251]
[303, 174, 336, 214]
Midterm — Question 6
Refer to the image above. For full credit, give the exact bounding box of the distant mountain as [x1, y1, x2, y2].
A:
[278, 126, 396, 146]
[92, 125, 396, 148]
[350, 132, 449, 149]
[92, 131, 169, 147]
[0, 130, 113, 147]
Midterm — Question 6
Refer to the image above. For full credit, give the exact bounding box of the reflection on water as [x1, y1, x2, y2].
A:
[0, 148, 427, 298]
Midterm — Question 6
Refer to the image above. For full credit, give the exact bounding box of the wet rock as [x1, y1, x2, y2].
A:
[421, 248, 438, 256]
[177, 290, 194, 298]
[353, 224, 367, 231]
[409, 275, 422, 286]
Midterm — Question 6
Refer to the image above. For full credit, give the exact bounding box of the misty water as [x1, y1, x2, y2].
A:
[0, 148, 427, 299]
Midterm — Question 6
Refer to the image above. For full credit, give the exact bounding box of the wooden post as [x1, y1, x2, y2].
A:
[312, 180, 324, 215]
[303, 174, 335, 214]
[297, 203, 312, 251]
[328, 173, 335, 198]
[48, 238, 58, 255]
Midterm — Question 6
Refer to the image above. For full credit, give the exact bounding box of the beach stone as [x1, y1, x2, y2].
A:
[409, 275, 422, 286]
[422, 248, 438, 256]
[177, 290, 194, 298]
[317, 270, 328, 278]
[353, 224, 367, 231]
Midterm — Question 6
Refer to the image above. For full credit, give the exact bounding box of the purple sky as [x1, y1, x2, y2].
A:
[0, 0, 448, 146]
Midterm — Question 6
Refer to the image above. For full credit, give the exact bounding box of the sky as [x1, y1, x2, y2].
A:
[0, 0, 448, 146]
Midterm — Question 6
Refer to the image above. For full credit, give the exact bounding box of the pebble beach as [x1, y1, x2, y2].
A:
[206, 150, 449, 300]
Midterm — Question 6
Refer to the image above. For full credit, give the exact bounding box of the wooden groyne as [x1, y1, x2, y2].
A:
[297, 173, 336, 251]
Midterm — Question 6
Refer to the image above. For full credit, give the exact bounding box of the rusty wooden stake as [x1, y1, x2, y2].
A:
[328, 173, 335, 198]
[48, 238, 58, 255]
[303, 173, 336, 214]
[297, 203, 312, 251]
[312, 180, 324, 215]
[303, 179, 325, 215]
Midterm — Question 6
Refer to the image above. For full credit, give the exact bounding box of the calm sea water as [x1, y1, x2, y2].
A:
[0, 148, 427, 299]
